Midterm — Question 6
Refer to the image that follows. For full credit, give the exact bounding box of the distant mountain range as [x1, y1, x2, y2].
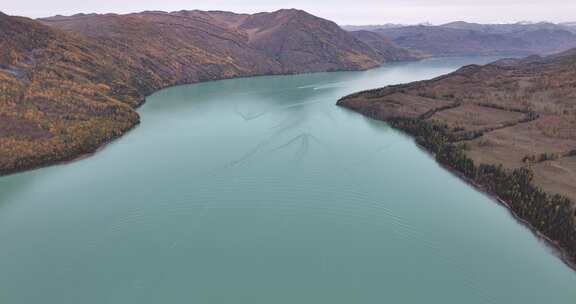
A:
[441, 21, 576, 34]
[344, 21, 576, 56]
[0, 9, 417, 174]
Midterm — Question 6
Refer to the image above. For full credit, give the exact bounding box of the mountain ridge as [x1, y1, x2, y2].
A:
[39, 9, 416, 73]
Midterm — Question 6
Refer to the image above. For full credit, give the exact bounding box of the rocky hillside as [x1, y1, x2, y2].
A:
[40, 11, 282, 85]
[371, 22, 576, 56]
[0, 9, 418, 175]
[338, 50, 576, 266]
[349, 30, 425, 61]
[236, 9, 383, 72]
[41, 9, 415, 73]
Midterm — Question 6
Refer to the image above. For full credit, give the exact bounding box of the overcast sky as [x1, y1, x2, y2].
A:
[4, 0, 576, 24]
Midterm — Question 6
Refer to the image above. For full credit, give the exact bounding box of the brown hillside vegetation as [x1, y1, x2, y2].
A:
[40, 9, 416, 74]
[0, 10, 419, 175]
[338, 50, 576, 266]
[0, 12, 140, 174]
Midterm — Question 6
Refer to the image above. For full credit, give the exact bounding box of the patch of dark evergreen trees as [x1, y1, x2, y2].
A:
[388, 117, 576, 264]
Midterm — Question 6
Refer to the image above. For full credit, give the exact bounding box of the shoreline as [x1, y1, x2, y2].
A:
[0, 121, 141, 177]
[338, 101, 576, 272]
[430, 146, 576, 272]
[0, 61, 401, 177]
[1, 54, 435, 177]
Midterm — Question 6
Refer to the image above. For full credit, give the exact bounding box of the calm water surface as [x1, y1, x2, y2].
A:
[1, 57, 575, 303]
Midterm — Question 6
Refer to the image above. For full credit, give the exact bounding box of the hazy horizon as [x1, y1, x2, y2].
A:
[3, 0, 576, 25]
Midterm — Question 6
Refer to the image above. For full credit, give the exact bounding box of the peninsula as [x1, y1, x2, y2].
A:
[338, 50, 576, 267]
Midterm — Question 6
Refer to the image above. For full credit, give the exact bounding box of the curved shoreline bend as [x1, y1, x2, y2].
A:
[0, 65, 391, 177]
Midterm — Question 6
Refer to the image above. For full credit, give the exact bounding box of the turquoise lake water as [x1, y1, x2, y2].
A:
[0, 57, 575, 303]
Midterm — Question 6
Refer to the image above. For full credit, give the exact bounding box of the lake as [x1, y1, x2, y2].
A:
[0, 57, 574, 303]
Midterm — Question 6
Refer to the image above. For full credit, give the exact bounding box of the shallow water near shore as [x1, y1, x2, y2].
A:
[1, 57, 575, 303]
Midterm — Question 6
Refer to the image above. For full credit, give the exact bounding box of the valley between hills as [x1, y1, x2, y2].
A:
[1, 7, 576, 270]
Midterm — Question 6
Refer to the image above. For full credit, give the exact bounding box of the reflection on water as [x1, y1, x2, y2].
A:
[0, 57, 575, 304]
